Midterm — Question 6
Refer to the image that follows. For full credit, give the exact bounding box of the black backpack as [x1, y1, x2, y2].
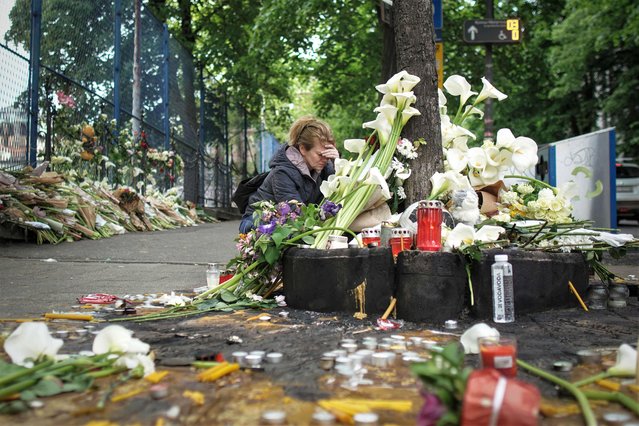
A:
[232, 171, 269, 214]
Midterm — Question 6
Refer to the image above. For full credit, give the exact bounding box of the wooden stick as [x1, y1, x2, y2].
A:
[381, 297, 397, 320]
[44, 313, 94, 321]
[568, 281, 589, 312]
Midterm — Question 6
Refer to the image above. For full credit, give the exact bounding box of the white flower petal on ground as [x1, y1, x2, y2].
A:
[460, 323, 500, 354]
[362, 113, 392, 145]
[511, 137, 538, 171]
[475, 225, 505, 242]
[93, 325, 150, 355]
[4, 322, 64, 366]
[607, 343, 637, 376]
[443, 75, 477, 105]
[115, 353, 156, 377]
[444, 223, 476, 249]
[476, 77, 508, 103]
[344, 139, 366, 155]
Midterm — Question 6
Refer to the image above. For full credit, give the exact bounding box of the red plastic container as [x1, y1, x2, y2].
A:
[389, 227, 412, 257]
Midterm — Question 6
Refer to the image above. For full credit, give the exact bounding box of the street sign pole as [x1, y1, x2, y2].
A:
[485, 0, 494, 138]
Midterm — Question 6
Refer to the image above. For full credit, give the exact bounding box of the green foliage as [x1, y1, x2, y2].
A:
[411, 343, 472, 425]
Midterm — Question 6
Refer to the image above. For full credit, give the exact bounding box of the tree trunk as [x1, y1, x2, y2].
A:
[131, 0, 142, 139]
[394, 0, 442, 205]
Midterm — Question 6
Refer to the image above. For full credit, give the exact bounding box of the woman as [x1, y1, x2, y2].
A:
[239, 116, 339, 233]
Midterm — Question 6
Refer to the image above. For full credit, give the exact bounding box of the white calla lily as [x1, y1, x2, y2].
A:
[476, 77, 508, 103]
[334, 158, 353, 176]
[511, 137, 538, 171]
[363, 114, 392, 145]
[399, 73, 421, 92]
[479, 165, 501, 185]
[363, 167, 391, 200]
[401, 106, 421, 125]
[380, 93, 397, 107]
[344, 139, 366, 155]
[444, 223, 476, 249]
[93, 325, 150, 355]
[463, 105, 484, 119]
[496, 128, 516, 149]
[375, 70, 408, 94]
[430, 171, 472, 199]
[466, 147, 487, 170]
[445, 148, 468, 173]
[438, 88, 447, 108]
[475, 225, 505, 242]
[607, 343, 637, 376]
[444, 75, 477, 105]
[460, 323, 500, 354]
[374, 104, 398, 122]
[114, 353, 156, 377]
[393, 91, 416, 110]
[395, 167, 411, 181]
[4, 322, 64, 366]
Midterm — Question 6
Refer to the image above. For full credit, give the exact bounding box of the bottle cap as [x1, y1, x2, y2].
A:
[495, 254, 509, 262]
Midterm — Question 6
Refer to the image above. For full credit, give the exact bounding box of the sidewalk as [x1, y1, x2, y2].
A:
[0, 221, 240, 317]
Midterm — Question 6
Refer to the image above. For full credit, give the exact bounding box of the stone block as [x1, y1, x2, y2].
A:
[282, 246, 395, 314]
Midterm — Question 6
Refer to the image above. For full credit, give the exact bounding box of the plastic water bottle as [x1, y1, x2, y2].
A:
[491, 254, 515, 323]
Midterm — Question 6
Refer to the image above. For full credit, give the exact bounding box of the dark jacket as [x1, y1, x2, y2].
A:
[241, 144, 335, 223]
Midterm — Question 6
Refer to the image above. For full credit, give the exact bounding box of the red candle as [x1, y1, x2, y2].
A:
[479, 336, 517, 378]
[389, 227, 412, 257]
[416, 200, 443, 251]
[361, 228, 381, 247]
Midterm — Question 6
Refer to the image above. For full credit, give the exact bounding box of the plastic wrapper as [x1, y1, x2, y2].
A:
[461, 369, 540, 426]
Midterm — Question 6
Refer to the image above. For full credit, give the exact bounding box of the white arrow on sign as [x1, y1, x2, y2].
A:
[467, 25, 478, 41]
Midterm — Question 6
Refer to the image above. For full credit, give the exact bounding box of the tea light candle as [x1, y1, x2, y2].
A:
[479, 336, 517, 377]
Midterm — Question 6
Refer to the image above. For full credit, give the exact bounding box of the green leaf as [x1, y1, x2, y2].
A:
[264, 245, 280, 265]
[61, 376, 93, 393]
[31, 378, 63, 397]
[271, 226, 290, 247]
[302, 235, 315, 244]
[220, 290, 238, 303]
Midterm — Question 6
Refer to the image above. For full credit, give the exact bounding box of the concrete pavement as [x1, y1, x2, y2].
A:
[0, 221, 241, 317]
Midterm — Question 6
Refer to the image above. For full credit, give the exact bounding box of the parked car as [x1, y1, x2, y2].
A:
[616, 162, 639, 220]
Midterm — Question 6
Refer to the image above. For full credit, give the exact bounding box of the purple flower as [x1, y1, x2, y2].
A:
[258, 220, 277, 235]
[320, 201, 342, 220]
[277, 202, 291, 217]
[417, 392, 445, 426]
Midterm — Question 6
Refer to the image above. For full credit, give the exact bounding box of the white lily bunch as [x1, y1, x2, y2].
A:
[2, 322, 155, 377]
[439, 75, 538, 190]
[312, 71, 422, 249]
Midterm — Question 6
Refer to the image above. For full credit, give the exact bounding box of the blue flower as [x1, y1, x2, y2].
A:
[320, 201, 342, 220]
[258, 220, 277, 235]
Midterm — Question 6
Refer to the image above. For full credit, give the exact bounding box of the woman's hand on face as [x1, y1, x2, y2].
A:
[321, 145, 339, 160]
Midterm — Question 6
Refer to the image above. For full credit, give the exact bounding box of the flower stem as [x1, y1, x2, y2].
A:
[517, 359, 596, 426]
[0, 359, 54, 387]
[582, 390, 639, 415]
[572, 371, 612, 387]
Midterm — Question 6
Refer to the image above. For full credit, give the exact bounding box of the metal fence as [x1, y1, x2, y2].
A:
[0, 0, 272, 208]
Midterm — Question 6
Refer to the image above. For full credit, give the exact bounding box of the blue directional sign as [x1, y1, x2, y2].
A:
[433, 0, 443, 41]
[463, 19, 521, 44]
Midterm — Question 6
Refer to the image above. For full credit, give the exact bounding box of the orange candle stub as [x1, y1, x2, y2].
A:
[479, 336, 517, 378]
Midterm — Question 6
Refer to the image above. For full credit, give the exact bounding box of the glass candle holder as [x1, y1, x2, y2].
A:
[479, 336, 517, 377]
[416, 200, 443, 251]
[389, 227, 412, 257]
[206, 263, 222, 289]
[361, 227, 381, 247]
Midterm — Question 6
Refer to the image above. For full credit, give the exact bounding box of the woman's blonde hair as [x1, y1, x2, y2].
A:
[288, 115, 335, 150]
